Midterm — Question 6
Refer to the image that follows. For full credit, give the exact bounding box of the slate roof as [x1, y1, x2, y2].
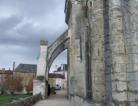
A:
[49, 73, 65, 79]
[15, 64, 37, 73]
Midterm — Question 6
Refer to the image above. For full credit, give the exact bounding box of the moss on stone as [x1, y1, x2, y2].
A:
[40, 40, 48, 45]
[81, 0, 86, 10]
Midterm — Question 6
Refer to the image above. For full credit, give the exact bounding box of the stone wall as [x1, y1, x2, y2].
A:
[0, 72, 36, 94]
[65, 0, 138, 106]
[67, 0, 87, 98]
[33, 40, 48, 98]
[87, 0, 106, 103]
[109, 0, 138, 105]
[13, 72, 36, 94]
[32, 0, 138, 105]
[70, 95, 105, 106]
[66, 0, 106, 103]
[108, 0, 128, 105]
[4, 93, 42, 106]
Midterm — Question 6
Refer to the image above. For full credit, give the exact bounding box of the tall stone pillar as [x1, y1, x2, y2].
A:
[129, 0, 138, 105]
[87, 0, 106, 102]
[66, 0, 87, 98]
[121, 0, 138, 105]
[109, 0, 128, 105]
[33, 40, 48, 99]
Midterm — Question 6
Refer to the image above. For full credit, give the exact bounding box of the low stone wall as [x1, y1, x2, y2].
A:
[70, 95, 105, 106]
[4, 93, 42, 106]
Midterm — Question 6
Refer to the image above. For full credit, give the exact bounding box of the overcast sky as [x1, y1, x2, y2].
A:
[0, 0, 68, 71]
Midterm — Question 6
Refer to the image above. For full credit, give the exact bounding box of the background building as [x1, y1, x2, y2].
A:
[0, 63, 66, 95]
[0, 64, 36, 94]
[54, 64, 68, 89]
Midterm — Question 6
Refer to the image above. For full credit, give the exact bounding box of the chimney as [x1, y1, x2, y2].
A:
[40, 40, 48, 57]
[36, 40, 48, 77]
[13, 61, 15, 71]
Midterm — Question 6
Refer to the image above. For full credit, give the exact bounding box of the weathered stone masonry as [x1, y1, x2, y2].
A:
[65, 0, 138, 106]
[33, 40, 48, 98]
[33, 32, 69, 99]
[33, 0, 138, 106]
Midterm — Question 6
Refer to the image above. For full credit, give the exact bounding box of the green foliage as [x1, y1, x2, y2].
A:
[0, 94, 32, 106]
[81, 0, 86, 10]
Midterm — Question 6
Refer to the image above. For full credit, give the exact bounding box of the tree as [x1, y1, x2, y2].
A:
[26, 78, 33, 94]
[13, 76, 23, 92]
[4, 74, 23, 94]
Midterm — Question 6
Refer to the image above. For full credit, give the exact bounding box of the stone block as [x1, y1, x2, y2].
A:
[130, 102, 137, 106]
[112, 103, 115, 106]
[111, 35, 124, 45]
[110, 0, 122, 7]
[33, 79, 46, 98]
[117, 81, 127, 91]
[111, 43, 126, 55]
[127, 72, 138, 81]
[126, 45, 138, 54]
[128, 92, 137, 102]
[92, 42, 105, 59]
[112, 63, 127, 73]
[40, 40, 48, 45]
[110, 18, 123, 33]
[112, 92, 127, 101]
[70, 95, 105, 106]
[93, 20, 104, 36]
[112, 72, 127, 81]
[112, 81, 127, 91]
[127, 63, 138, 72]
[92, 62, 105, 85]
[92, 84, 106, 102]
[92, 71, 105, 84]
[133, 54, 138, 64]
[112, 55, 128, 64]
[93, 0, 103, 10]
[128, 81, 138, 91]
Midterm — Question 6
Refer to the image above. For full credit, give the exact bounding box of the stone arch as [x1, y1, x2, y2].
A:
[33, 30, 69, 98]
[47, 30, 69, 76]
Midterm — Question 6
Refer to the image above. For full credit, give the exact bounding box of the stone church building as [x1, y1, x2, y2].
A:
[33, 0, 138, 106]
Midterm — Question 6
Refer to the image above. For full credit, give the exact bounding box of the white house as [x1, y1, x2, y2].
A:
[54, 64, 68, 89]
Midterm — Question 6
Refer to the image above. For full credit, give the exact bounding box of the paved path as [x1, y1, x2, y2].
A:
[33, 90, 73, 106]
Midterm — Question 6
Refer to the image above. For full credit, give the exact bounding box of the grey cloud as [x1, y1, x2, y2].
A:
[0, 15, 22, 32]
[0, 0, 66, 21]
[0, 0, 67, 69]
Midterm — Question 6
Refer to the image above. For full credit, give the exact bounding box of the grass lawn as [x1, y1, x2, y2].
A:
[0, 94, 32, 106]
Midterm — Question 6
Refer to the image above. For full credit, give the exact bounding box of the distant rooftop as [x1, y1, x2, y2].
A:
[15, 64, 37, 73]
[54, 64, 68, 72]
[49, 73, 65, 79]
[0, 70, 13, 74]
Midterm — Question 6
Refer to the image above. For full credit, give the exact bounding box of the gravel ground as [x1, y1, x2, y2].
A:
[33, 90, 73, 106]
